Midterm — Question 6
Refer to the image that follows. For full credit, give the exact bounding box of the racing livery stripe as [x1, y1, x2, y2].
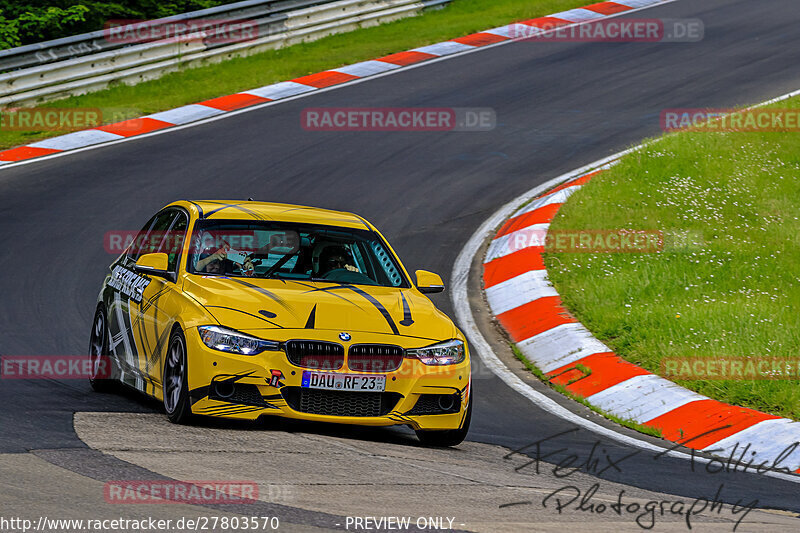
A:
[305, 283, 400, 335]
[0, 0, 672, 165]
[482, 168, 800, 472]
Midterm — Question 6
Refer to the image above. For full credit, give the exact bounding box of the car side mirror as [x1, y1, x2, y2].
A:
[134, 252, 174, 282]
[415, 270, 445, 294]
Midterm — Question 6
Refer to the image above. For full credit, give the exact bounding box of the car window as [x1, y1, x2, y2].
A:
[127, 210, 178, 263]
[188, 220, 410, 288]
[162, 211, 188, 272]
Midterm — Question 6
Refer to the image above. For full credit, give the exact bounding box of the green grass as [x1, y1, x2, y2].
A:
[0, 0, 592, 150]
[545, 96, 800, 420]
[510, 344, 663, 438]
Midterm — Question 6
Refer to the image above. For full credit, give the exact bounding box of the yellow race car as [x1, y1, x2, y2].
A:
[89, 200, 471, 446]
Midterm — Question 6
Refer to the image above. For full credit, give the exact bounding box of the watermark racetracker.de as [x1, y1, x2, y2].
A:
[301, 108, 496, 132]
[492, 228, 704, 257]
[662, 357, 800, 380]
[0, 106, 143, 132]
[509, 18, 704, 43]
[509, 229, 664, 253]
[1, 356, 110, 379]
[0, 516, 280, 532]
[104, 18, 260, 45]
[0, 108, 102, 131]
[662, 108, 800, 132]
[104, 480, 262, 504]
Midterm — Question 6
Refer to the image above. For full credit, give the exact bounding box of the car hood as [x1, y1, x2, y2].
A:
[182, 275, 457, 341]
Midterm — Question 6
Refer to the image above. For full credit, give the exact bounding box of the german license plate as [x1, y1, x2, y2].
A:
[301, 371, 386, 392]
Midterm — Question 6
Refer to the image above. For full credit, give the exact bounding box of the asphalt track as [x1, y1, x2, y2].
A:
[2, 0, 800, 529]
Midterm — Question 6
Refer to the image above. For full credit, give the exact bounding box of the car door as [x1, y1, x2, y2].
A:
[107, 209, 179, 395]
[132, 209, 189, 392]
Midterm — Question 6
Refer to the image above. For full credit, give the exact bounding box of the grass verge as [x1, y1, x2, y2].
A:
[1, 0, 592, 150]
[545, 96, 800, 420]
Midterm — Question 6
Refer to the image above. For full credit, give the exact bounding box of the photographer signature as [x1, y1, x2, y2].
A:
[501, 482, 756, 531]
[499, 425, 799, 531]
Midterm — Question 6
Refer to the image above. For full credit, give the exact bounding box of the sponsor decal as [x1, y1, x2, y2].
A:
[108, 265, 151, 303]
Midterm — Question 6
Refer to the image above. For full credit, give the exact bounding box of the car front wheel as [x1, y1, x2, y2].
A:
[163, 328, 192, 424]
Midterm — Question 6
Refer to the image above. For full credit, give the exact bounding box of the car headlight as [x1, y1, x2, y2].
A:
[198, 326, 279, 356]
[406, 339, 466, 365]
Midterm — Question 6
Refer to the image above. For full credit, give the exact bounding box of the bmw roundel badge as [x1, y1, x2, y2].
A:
[339, 332, 351, 342]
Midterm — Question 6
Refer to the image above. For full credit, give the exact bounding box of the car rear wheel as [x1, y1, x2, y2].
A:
[415, 391, 472, 447]
[88, 305, 118, 392]
[163, 328, 192, 424]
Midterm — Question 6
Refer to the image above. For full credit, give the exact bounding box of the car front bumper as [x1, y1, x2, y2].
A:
[181, 327, 471, 431]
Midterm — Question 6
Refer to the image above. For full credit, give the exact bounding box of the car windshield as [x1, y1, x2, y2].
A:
[187, 220, 409, 288]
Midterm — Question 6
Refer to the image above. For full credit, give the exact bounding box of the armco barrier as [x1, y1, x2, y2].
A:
[0, 0, 451, 108]
[0, 0, 330, 73]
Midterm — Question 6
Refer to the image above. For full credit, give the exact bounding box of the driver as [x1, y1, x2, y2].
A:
[317, 245, 355, 277]
[196, 245, 255, 276]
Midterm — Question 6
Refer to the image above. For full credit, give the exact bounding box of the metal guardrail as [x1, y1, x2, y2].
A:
[0, 0, 451, 108]
[0, 0, 333, 73]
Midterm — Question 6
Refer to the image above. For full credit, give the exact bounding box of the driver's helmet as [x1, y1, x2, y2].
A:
[317, 245, 352, 275]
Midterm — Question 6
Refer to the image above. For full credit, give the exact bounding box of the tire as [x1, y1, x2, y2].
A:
[88, 305, 118, 393]
[415, 391, 472, 447]
[163, 328, 192, 424]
